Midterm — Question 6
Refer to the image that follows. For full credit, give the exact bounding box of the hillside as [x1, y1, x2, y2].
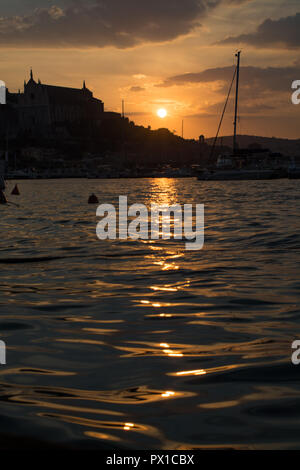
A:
[206, 135, 300, 157]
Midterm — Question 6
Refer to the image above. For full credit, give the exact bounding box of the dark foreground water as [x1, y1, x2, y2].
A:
[0, 178, 299, 450]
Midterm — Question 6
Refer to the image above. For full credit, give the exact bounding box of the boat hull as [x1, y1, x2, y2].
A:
[197, 169, 285, 181]
[288, 169, 300, 179]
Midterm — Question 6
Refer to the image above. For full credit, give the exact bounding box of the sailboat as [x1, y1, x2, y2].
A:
[197, 52, 284, 181]
[288, 158, 300, 179]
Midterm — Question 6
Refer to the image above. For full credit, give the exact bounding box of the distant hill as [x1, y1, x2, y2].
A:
[206, 135, 300, 157]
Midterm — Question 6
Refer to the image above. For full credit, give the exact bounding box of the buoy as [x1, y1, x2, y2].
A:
[11, 184, 20, 195]
[0, 190, 7, 204]
[88, 193, 99, 204]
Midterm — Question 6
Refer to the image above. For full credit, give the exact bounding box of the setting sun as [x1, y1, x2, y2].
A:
[157, 108, 167, 118]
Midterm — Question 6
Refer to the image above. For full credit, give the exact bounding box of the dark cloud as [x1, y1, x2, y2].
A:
[130, 86, 145, 92]
[0, 1, 73, 15]
[0, 0, 206, 48]
[218, 13, 300, 49]
[192, 99, 275, 118]
[0, 0, 254, 48]
[158, 65, 300, 98]
[158, 66, 236, 87]
[159, 64, 299, 121]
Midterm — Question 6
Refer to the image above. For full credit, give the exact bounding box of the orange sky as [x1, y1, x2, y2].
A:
[1, 0, 300, 139]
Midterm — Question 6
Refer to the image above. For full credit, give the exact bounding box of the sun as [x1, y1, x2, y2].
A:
[157, 108, 167, 118]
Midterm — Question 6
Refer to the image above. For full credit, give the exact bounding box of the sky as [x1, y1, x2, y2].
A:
[1, 0, 299, 139]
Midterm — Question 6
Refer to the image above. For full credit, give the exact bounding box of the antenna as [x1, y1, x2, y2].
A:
[233, 51, 241, 155]
[122, 100, 125, 118]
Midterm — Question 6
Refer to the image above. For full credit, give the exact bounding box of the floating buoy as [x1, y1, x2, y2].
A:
[11, 184, 20, 195]
[88, 193, 99, 204]
[0, 190, 7, 204]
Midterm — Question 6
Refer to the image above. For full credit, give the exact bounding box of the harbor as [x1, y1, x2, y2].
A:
[0, 0, 300, 454]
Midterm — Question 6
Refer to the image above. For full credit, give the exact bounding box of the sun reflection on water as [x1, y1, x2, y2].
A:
[161, 391, 175, 398]
[124, 422, 134, 431]
[175, 369, 207, 376]
[160, 342, 183, 357]
[2, 178, 297, 449]
[149, 178, 178, 206]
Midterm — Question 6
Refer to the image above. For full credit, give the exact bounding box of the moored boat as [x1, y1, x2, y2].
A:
[198, 168, 285, 181]
[288, 160, 300, 179]
[198, 52, 287, 181]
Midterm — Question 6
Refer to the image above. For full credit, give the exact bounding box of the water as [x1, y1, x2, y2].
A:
[0, 178, 299, 450]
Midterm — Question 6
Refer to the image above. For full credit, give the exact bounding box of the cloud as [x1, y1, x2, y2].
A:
[0, 0, 255, 48]
[132, 74, 147, 80]
[192, 99, 275, 117]
[130, 86, 145, 92]
[218, 13, 300, 49]
[158, 65, 300, 97]
[0, 0, 206, 48]
[158, 64, 300, 120]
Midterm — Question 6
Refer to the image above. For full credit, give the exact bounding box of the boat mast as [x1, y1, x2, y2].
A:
[233, 51, 241, 155]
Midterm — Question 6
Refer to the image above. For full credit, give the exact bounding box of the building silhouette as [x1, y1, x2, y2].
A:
[1, 70, 118, 138]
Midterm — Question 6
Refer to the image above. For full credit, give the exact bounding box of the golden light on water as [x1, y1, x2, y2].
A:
[124, 422, 134, 431]
[159, 342, 183, 357]
[200, 400, 239, 409]
[175, 369, 207, 376]
[85, 431, 121, 442]
[162, 349, 183, 357]
[149, 178, 177, 206]
[152, 260, 179, 271]
[150, 286, 178, 292]
[137, 299, 172, 308]
[161, 391, 175, 398]
[162, 263, 179, 271]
